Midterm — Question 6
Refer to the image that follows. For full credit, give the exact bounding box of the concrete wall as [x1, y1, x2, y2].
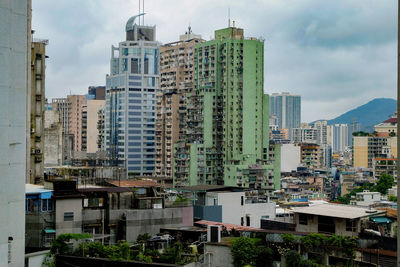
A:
[0, 0, 30, 266]
[44, 110, 62, 166]
[25, 250, 49, 267]
[123, 206, 193, 242]
[204, 244, 234, 267]
[56, 198, 83, 235]
[281, 144, 300, 172]
[217, 192, 276, 228]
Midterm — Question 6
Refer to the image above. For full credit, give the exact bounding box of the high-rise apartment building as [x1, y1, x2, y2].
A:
[155, 29, 203, 181]
[86, 100, 106, 153]
[313, 120, 327, 145]
[0, 0, 30, 265]
[29, 40, 47, 184]
[174, 26, 279, 190]
[67, 95, 86, 153]
[52, 98, 73, 163]
[270, 92, 301, 136]
[105, 14, 159, 176]
[328, 124, 349, 153]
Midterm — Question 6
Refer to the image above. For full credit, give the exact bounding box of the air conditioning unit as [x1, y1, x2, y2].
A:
[35, 149, 41, 154]
[31, 128, 35, 134]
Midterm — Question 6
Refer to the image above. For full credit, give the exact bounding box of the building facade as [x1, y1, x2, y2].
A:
[0, 0, 30, 265]
[86, 100, 106, 153]
[269, 92, 301, 136]
[29, 41, 47, 184]
[105, 15, 159, 176]
[328, 124, 349, 153]
[353, 136, 397, 168]
[67, 95, 86, 153]
[44, 110, 63, 167]
[155, 31, 203, 181]
[173, 26, 278, 190]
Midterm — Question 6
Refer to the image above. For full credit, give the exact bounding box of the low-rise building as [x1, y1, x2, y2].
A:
[372, 158, 397, 180]
[350, 190, 382, 207]
[180, 185, 275, 228]
[293, 203, 385, 236]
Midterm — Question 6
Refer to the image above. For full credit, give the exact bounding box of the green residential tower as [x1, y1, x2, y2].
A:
[174, 26, 280, 190]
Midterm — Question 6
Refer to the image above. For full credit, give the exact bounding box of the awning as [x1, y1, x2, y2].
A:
[43, 229, 56, 234]
[371, 217, 392, 224]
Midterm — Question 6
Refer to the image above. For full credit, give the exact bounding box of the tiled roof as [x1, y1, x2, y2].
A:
[382, 117, 397, 124]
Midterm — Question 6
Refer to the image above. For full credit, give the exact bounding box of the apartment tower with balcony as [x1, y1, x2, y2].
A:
[155, 29, 203, 183]
[174, 26, 279, 190]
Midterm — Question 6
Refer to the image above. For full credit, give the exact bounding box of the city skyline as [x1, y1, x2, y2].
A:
[32, 0, 397, 122]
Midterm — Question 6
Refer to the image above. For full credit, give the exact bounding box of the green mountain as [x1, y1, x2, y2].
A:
[326, 98, 396, 132]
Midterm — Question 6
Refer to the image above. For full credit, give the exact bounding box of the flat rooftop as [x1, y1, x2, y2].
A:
[292, 203, 385, 219]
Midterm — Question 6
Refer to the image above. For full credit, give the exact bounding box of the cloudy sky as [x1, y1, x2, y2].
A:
[32, 0, 397, 122]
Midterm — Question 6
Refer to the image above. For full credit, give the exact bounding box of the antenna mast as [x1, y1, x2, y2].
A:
[142, 0, 145, 25]
[228, 8, 230, 27]
[138, 0, 140, 25]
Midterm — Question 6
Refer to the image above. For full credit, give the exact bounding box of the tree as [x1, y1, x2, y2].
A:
[285, 250, 301, 267]
[230, 237, 258, 267]
[374, 173, 394, 195]
[255, 247, 273, 267]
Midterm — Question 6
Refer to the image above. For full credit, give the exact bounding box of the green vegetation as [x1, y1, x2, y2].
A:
[230, 237, 273, 267]
[277, 233, 358, 265]
[388, 195, 397, 202]
[337, 173, 394, 204]
[44, 233, 195, 266]
[352, 131, 371, 136]
[375, 173, 394, 195]
[389, 131, 396, 137]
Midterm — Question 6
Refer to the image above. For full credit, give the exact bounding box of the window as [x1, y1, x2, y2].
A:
[241, 217, 244, 226]
[246, 216, 250, 227]
[64, 212, 74, 221]
[299, 214, 308, 225]
[241, 196, 244, 206]
[41, 199, 53, 212]
[346, 219, 356, 232]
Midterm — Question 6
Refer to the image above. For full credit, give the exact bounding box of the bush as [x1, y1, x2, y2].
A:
[230, 237, 258, 267]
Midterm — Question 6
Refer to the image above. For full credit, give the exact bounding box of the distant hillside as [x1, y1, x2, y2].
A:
[325, 98, 396, 132]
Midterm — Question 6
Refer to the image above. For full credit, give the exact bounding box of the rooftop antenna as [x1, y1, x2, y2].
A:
[138, 0, 140, 25]
[228, 8, 231, 27]
[188, 23, 192, 35]
[142, 0, 145, 25]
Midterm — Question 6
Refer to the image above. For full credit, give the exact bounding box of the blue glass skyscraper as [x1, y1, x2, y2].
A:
[105, 15, 159, 177]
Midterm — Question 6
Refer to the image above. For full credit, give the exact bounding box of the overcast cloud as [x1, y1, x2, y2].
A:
[32, 0, 397, 122]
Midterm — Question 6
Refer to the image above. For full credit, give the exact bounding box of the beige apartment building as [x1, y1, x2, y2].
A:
[353, 136, 397, 168]
[67, 95, 86, 153]
[155, 29, 203, 180]
[29, 40, 47, 184]
[86, 100, 105, 153]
